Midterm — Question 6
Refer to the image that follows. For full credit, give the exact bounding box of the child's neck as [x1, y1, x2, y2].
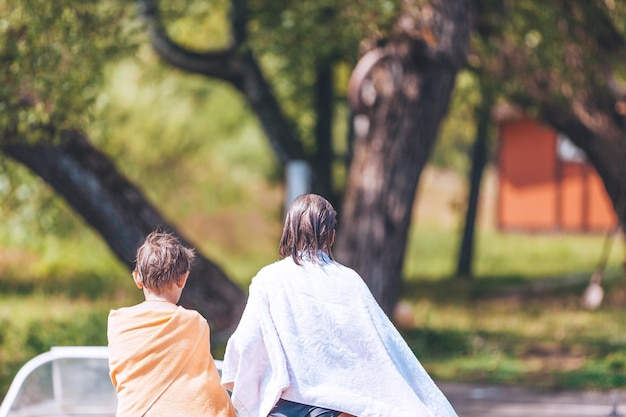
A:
[137, 298, 179, 311]
[145, 298, 175, 304]
[143, 289, 180, 305]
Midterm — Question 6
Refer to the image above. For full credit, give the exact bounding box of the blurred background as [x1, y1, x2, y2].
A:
[2, 0, 626, 400]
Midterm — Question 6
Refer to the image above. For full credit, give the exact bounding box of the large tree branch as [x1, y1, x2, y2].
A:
[137, 0, 244, 85]
[2, 130, 246, 338]
[136, 0, 306, 164]
[150, 36, 245, 86]
[536, 99, 626, 226]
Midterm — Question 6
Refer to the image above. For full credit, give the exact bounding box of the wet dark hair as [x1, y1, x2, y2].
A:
[135, 230, 195, 290]
[278, 194, 336, 265]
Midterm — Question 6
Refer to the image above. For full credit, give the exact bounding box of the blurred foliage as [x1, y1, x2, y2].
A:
[435, 0, 626, 171]
[3, 0, 625, 246]
[431, 71, 485, 173]
[471, 0, 626, 109]
[0, 296, 114, 396]
[90, 57, 278, 203]
[0, 0, 140, 143]
[151, 0, 399, 162]
[249, 0, 397, 63]
[0, 52, 284, 286]
[247, 0, 397, 146]
[158, 0, 231, 50]
[0, 159, 77, 242]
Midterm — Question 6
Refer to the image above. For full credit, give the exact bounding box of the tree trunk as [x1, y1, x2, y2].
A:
[335, 0, 474, 313]
[2, 131, 246, 339]
[474, 0, 626, 236]
[456, 86, 492, 279]
[312, 61, 339, 208]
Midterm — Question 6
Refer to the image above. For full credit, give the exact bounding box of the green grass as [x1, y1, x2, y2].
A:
[0, 295, 115, 396]
[400, 296, 626, 389]
[397, 220, 626, 390]
[405, 224, 624, 281]
[398, 260, 626, 389]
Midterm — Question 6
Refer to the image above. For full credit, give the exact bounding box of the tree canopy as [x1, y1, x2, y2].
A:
[1, 0, 139, 143]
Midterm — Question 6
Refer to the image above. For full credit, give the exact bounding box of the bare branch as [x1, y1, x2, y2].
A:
[149, 33, 244, 86]
[137, 0, 244, 85]
[136, 0, 307, 163]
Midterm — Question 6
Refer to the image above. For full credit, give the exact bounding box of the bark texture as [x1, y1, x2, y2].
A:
[335, 0, 474, 313]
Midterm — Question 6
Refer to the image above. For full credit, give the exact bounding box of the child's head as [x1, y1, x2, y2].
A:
[134, 230, 195, 291]
[279, 194, 336, 264]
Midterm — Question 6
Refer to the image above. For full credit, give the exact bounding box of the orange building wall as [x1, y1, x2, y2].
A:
[498, 119, 558, 230]
[497, 118, 616, 232]
[559, 162, 586, 231]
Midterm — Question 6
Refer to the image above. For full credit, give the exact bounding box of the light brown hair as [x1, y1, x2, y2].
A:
[279, 194, 336, 265]
[135, 230, 195, 290]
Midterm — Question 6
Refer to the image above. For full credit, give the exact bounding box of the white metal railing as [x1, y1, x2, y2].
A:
[0, 347, 115, 417]
[0, 347, 226, 417]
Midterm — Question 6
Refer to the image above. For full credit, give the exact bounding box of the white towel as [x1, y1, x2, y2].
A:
[222, 256, 458, 417]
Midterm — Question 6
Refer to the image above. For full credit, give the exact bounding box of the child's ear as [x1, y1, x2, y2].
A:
[132, 269, 143, 289]
[177, 271, 190, 288]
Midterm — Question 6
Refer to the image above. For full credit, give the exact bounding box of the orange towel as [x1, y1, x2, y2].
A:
[108, 306, 236, 417]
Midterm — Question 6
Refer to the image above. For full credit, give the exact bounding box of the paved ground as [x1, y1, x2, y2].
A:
[439, 383, 626, 417]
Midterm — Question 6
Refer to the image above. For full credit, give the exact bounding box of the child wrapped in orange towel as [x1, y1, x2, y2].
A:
[107, 230, 236, 417]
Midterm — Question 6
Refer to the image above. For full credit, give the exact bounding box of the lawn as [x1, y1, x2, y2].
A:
[398, 168, 626, 389]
